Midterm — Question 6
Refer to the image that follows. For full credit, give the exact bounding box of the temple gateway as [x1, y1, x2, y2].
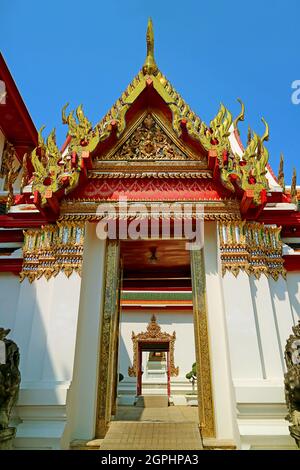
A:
[0, 20, 299, 450]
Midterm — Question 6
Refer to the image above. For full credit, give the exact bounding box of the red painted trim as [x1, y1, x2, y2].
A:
[267, 163, 279, 184]
[233, 128, 244, 152]
[122, 287, 192, 292]
[258, 211, 300, 226]
[0, 214, 49, 228]
[0, 258, 22, 274]
[0, 230, 24, 243]
[0, 53, 37, 146]
[283, 255, 300, 272]
[121, 306, 193, 312]
[60, 134, 72, 154]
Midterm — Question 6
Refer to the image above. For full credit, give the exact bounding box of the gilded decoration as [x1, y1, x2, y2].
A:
[96, 240, 120, 438]
[26, 20, 271, 209]
[20, 221, 85, 282]
[59, 199, 241, 223]
[190, 249, 215, 438]
[0, 141, 21, 210]
[218, 221, 286, 280]
[128, 315, 179, 377]
[105, 113, 197, 162]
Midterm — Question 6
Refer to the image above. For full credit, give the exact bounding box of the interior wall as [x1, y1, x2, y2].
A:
[119, 309, 195, 382]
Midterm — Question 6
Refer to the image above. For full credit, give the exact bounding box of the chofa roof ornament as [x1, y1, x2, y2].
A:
[142, 18, 158, 76]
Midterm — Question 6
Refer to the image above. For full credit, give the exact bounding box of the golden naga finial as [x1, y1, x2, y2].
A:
[233, 98, 245, 132]
[143, 17, 158, 76]
[278, 153, 285, 190]
[247, 126, 252, 145]
[291, 168, 297, 204]
[261, 117, 269, 143]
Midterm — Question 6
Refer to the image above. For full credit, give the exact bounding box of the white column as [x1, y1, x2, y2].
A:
[67, 223, 106, 441]
[250, 275, 283, 378]
[203, 221, 240, 447]
[222, 272, 264, 379]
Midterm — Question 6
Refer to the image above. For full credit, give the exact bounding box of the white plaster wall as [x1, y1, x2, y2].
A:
[222, 271, 263, 379]
[221, 243, 298, 448]
[8, 272, 82, 449]
[249, 275, 283, 379]
[0, 272, 20, 331]
[119, 310, 195, 381]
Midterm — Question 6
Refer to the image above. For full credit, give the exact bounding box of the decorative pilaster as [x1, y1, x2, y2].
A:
[190, 249, 215, 438]
[96, 240, 120, 438]
[20, 221, 85, 282]
[219, 221, 286, 280]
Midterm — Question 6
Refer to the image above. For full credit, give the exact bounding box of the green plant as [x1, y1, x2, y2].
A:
[186, 362, 197, 391]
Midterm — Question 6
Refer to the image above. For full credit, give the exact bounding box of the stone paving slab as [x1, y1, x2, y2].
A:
[100, 421, 203, 450]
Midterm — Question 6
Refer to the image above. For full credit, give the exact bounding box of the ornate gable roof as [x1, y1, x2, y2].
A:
[12, 19, 281, 221]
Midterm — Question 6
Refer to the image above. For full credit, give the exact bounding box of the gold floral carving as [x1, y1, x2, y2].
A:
[59, 199, 241, 222]
[219, 221, 286, 280]
[128, 315, 179, 377]
[96, 240, 120, 438]
[20, 221, 85, 282]
[106, 113, 197, 162]
[190, 249, 215, 438]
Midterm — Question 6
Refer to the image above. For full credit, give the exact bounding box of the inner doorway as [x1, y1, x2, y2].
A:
[118, 240, 194, 409]
[137, 341, 170, 398]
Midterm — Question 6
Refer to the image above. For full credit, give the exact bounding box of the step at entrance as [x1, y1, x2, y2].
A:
[135, 395, 169, 408]
[100, 422, 203, 450]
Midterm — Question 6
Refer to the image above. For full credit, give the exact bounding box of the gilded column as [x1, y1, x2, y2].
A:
[96, 240, 120, 438]
[190, 249, 215, 438]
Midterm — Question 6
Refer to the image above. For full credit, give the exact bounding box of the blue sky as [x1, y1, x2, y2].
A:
[2, 0, 300, 183]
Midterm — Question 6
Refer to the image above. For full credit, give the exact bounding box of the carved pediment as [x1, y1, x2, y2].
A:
[98, 113, 205, 164]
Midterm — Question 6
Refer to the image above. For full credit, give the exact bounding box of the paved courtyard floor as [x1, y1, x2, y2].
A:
[100, 406, 203, 450]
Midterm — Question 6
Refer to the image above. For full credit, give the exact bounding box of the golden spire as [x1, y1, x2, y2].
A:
[278, 153, 285, 190]
[143, 18, 158, 76]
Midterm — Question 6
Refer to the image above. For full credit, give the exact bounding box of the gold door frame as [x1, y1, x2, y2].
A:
[96, 240, 120, 438]
[96, 241, 215, 438]
[190, 248, 215, 437]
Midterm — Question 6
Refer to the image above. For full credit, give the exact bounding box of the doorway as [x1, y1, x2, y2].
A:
[137, 341, 170, 398]
[96, 239, 215, 438]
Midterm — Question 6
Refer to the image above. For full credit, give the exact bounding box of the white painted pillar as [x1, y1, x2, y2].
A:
[203, 221, 240, 447]
[222, 272, 264, 379]
[67, 223, 106, 441]
[250, 276, 283, 378]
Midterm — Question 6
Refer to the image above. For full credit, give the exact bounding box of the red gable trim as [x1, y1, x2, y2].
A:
[0, 53, 37, 149]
